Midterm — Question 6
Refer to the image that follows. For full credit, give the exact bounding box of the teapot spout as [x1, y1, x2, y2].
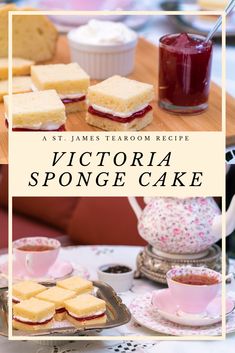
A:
[212, 195, 235, 239]
[127, 197, 143, 219]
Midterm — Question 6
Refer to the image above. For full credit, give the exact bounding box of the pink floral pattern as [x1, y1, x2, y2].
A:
[130, 293, 235, 336]
[13, 237, 60, 250]
[138, 197, 221, 254]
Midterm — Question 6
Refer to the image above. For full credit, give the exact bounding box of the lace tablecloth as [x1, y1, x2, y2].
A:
[0, 245, 234, 352]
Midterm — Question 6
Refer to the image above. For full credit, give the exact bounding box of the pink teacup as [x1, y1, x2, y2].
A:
[166, 266, 222, 314]
[13, 237, 61, 277]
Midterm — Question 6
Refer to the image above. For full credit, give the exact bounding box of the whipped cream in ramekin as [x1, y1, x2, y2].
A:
[68, 20, 137, 79]
[68, 19, 136, 46]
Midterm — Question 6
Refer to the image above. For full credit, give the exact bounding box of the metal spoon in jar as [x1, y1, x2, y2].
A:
[205, 0, 235, 42]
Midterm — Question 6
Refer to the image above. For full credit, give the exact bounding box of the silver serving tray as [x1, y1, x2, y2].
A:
[0, 281, 131, 337]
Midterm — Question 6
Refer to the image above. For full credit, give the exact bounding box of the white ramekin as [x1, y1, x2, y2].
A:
[97, 263, 134, 293]
[67, 30, 138, 80]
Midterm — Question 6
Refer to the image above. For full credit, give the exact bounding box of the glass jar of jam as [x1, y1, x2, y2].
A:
[158, 33, 213, 114]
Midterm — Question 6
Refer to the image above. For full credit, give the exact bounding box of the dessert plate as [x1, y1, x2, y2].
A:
[0, 258, 80, 283]
[130, 292, 235, 336]
[151, 289, 235, 327]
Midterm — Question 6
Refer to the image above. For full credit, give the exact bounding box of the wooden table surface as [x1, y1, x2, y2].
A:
[0, 36, 234, 164]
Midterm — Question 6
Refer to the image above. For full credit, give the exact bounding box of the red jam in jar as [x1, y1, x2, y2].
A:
[158, 33, 213, 114]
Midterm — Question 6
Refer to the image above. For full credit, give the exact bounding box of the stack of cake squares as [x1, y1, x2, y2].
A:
[12, 276, 107, 331]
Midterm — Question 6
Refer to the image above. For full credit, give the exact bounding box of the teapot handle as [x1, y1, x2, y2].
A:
[128, 197, 143, 219]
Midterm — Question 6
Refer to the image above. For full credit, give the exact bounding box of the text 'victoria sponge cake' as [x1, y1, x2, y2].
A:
[86, 75, 154, 131]
[3, 89, 66, 131]
[36, 286, 76, 321]
[12, 281, 46, 304]
[65, 294, 107, 327]
[13, 298, 55, 331]
[31, 63, 90, 114]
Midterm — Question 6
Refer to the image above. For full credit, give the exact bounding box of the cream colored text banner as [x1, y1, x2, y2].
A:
[10, 131, 224, 197]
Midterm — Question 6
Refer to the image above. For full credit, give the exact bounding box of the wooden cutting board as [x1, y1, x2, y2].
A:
[0, 36, 234, 164]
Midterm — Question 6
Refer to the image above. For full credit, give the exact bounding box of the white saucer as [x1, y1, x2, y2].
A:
[130, 292, 235, 336]
[152, 289, 235, 327]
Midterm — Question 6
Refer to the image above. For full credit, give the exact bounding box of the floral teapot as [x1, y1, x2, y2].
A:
[128, 197, 235, 255]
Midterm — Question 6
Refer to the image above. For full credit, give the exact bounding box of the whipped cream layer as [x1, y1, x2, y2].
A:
[13, 122, 63, 130]
[90, 103, 149, 119]
[59, 92, 85, 100]
[12, 295, 21, 303]
[14, 314, 53, 323]
[67, 309, 105, 319]
[31, 83, 85, 101]
[68, 19, 137, 46]
[5, 113, 64, 130]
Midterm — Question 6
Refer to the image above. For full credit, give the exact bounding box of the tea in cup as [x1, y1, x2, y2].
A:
[13, 237, 61, 277]
[166, 266, 222, 314]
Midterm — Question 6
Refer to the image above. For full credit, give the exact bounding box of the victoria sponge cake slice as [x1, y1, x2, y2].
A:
[65, 294, 107, 327]
[12, 281, 46, 304]
[36, 286, 76, 321]
[4, 89, 66, 131]
[0, 57, 34, 80]
[86, 75, 154, 131]
[57, 276, 93, 295]
[31, 63, 90, 113]
[13, 298, 55, 331]
[0, 76, 32, 102]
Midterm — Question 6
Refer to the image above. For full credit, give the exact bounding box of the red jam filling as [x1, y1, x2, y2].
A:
[5, 119, 66, 132]
[61, 96, 86, 104]
[13, 316, 53, 326]
[88, 105, 152, 123]
[56, 307, 66, 314]
[12, 299, 20, 304]
[67, 311, 105, 322]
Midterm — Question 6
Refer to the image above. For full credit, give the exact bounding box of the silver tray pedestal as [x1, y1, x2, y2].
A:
[135, 244, 225, 284]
